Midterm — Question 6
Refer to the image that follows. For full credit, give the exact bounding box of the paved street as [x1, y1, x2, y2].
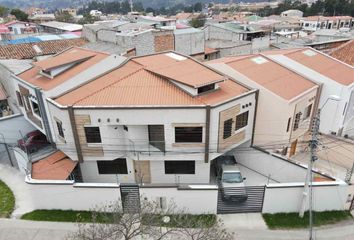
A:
[1, 218, 354, 240]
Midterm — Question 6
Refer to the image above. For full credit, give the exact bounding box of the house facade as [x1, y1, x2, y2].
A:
[264, 48, 354, 138]
[12, 47, 125, 144]
[300, 16, 354, 32]
[45, 52, 257, 184]
[208, 53, 319, 156]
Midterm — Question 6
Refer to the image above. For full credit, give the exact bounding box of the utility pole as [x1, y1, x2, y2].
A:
[299, 109, 320, 240]
[129, 0, 134, 13]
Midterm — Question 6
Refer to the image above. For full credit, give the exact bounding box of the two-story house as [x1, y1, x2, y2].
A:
[45, 51, 257, 184]
[13, 47, 126, 145]
[207, 53, 319, 156]
[263, 48, 354, 138]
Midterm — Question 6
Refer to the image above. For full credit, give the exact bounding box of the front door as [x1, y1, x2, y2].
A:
[134, 160, 151, 184]
[289, 139, 298, 157]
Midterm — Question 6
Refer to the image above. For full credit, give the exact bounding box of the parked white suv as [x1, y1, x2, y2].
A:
[215, 156, 248, 202]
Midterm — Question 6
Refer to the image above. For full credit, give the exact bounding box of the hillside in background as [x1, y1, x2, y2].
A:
[0, 0, 269, 11]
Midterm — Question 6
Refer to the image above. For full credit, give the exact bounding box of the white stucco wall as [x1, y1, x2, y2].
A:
[140, 187, 218, 214]
[262, 182, 348, 213]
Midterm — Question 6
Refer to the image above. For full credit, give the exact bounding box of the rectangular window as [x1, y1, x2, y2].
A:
[235, 111, 249, 131]
[16, 91, 23, 106]
[286, 117, 291, 132]
[293, 112, 301, 131]
[97, 158, 128, 174]
[123, 125, 128, 131]
[84, 127, 102, 143]
[56, 120, 64, 138]
[223, 118, 233, 139]
[197, 84, 215, 94]
[304, 104, 312, 119]
[175, 127, 202, 143]
[31, 101, 41, 117]
[164, 161, 195, 174]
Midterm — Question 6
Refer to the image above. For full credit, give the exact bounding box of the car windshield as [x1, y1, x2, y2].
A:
[222, 172, 243, 183]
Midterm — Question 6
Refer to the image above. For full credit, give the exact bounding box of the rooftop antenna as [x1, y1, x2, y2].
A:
[129, 0, 134, 13]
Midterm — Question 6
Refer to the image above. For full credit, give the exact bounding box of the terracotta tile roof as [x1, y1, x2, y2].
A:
[18, 47, 108, 91]
[33, 49, 96, 70]
[31, 150, 77, 180]
[0, 38, 87, 60]
[133, 53, 226, 88]
[210, 54, 316, 101]
[55, 52, 249, 107]
[282, 48, 354, 86]
[329, 40, 354, 67]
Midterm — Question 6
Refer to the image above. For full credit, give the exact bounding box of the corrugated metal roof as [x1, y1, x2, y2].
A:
[0, 59, 33, 74]
[36, 35, 61, 41]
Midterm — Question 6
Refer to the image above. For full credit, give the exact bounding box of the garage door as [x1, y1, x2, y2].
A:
[217, 186, 265, 214]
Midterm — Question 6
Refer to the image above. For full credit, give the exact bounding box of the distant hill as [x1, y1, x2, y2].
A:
[0, 0, 268, 11]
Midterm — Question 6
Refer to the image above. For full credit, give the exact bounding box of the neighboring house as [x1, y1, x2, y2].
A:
[0, 38, 87, 59]
[12, 47, 126, 144]
[280, 10, 303, 18]
[329, 39, 354, 66]
[207, 53, 319, 156]
[39, 21, 83, 33]
[263, 48, 354, 138]
[203, 22, 271, 55]
[301, 16, 354, 32]
[0, 24, 10, 40]
[0, 59, 33, 113]
[138, 16, 176, 27]
[28, 14, 56, 23]
[5, 21, 38, 35]
[43, 51, 257, 184]
[83, 21, 215, 60]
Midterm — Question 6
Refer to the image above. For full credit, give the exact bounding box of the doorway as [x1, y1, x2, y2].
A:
[134, 160, 151, 184]
[289, 139, 298, 157]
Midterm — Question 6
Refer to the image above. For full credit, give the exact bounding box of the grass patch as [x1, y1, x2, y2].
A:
[21, 210, 116, 223]
[263, 211, 353, 229]
[21, 209, 216, 228]
[143, 214, 216, 228]
[0, 180, 15, 218]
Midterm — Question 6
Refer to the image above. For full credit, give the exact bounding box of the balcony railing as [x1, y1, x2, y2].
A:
[129, 139, 165, 156]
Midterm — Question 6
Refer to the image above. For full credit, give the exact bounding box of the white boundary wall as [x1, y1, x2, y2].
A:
[262, 181, 348, 213]
[25, 177, 218, 214]
[140, 186, 218, 214]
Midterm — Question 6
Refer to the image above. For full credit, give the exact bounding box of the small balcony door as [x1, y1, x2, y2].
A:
[148, 125, 165, 152]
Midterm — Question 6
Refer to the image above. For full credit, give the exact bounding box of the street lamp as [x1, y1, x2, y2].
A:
[299, 95, 340, 240]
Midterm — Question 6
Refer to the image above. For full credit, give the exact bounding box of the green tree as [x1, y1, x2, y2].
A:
[55, 12, 74, 23]
[193, 2, 203, 12]
[0, 5, 8, 18]
[189, 14, 206, 28]
[10, 8, 28, 21]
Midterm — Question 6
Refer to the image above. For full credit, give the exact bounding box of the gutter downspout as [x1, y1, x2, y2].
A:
[204, 105, 211, 163]
[250, 90, 259, 146]
[68, 106, 83, 163]
[34, 88, 55, 146]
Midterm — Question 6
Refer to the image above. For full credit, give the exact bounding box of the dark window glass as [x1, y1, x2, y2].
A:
[197, 84, 215, 94]
[223, 118, 233, 139]
[123, 125, 128, 131]
[56, 121, 64, 138]
[164, 161, 195, 174]
[293, 112, 302, 131]
[97, 158, 128, 174]
[175, 127, 202, 143]
[31, 101, 41, 117]
[235, 111, 249, 131]
[305, 104, 312, 119]
[16, 91, 23, 106]
[84, 127, 102, 143]
[286, 117, 291, 132]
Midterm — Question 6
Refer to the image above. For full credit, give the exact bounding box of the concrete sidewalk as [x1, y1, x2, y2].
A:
[1, 218, 354, 240]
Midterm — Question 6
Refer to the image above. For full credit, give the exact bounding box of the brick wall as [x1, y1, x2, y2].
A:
[154, 31, 175, 52]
